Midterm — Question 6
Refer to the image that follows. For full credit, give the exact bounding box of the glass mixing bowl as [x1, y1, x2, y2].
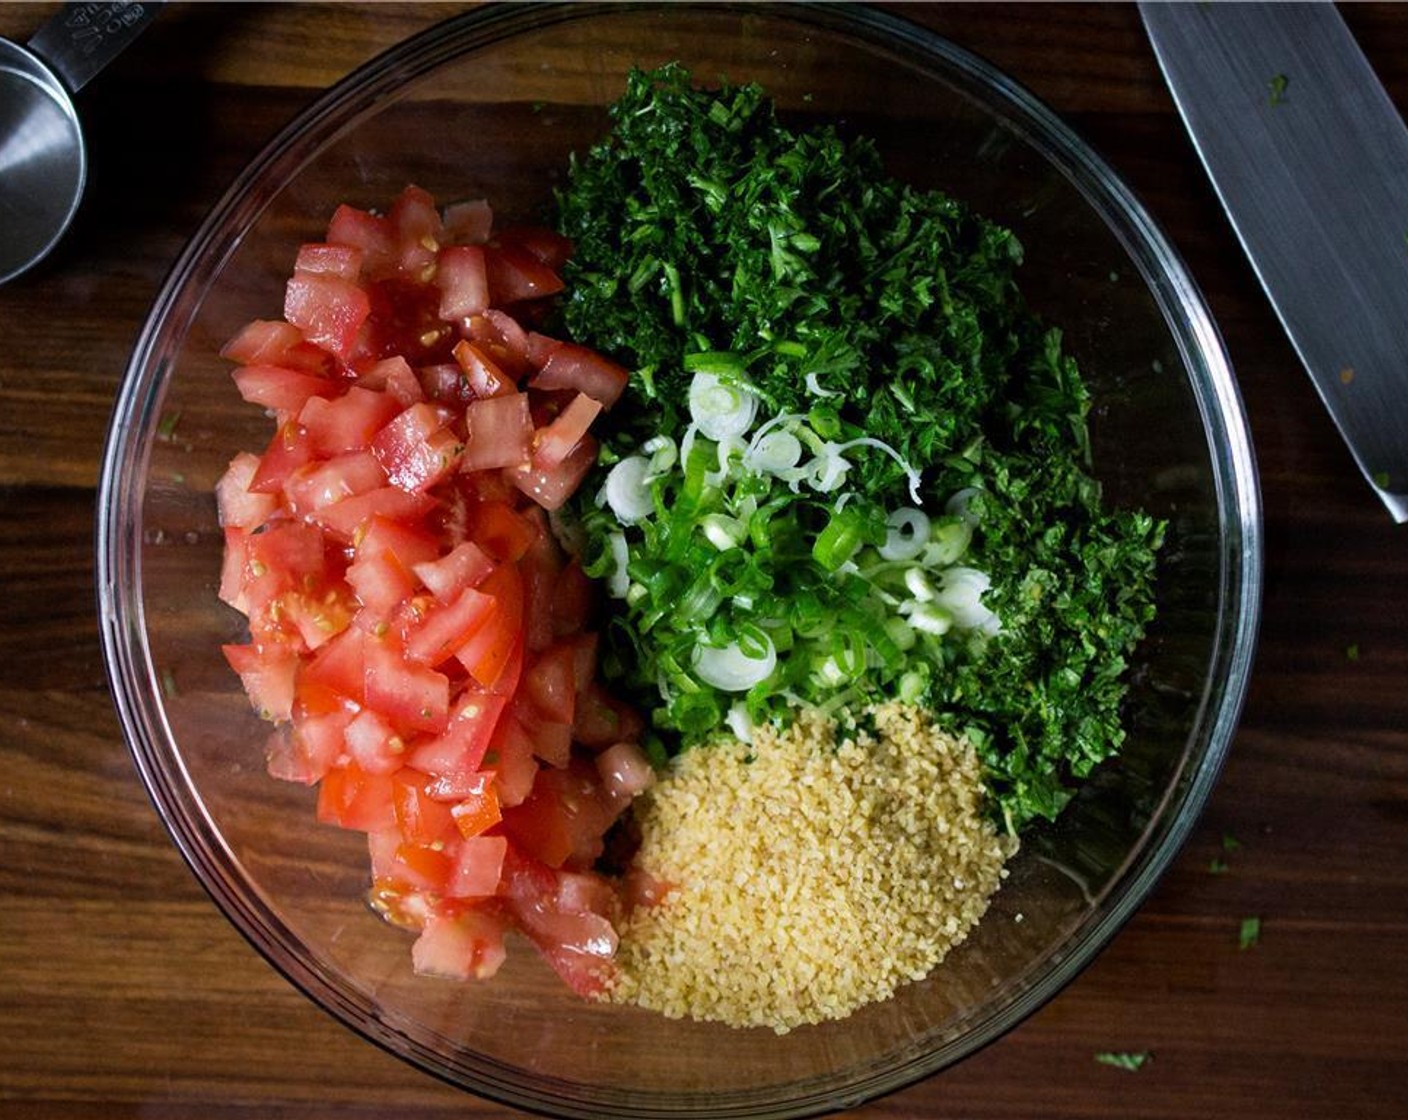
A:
[97, 3, 1261, 1116]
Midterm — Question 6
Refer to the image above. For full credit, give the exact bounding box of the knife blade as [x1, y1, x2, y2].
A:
[1141, 1, 1408, 522]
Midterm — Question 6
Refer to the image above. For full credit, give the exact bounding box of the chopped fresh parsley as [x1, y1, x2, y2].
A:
[553, 65, 1163, 831]
[1095, 1050, 1151, 1071]
[1222, 833, 1242, 853]
[1346, 642, 1361, 661]
[1208, 856, 1228, 875]
[1268, 73, 1289, 106]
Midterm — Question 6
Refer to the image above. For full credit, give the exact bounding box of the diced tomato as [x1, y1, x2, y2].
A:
[529, 342, 630, 409]
[445, 834, 508, 899]
[436, 245, 489, 321]
[389, 184, 445, 277]
[370, 830, 453, 895]
[496, 226, 573, 273]
[310, 486, 437, 541]
[284, 450, 387, 516]
[442, 198, 493, 245]
[317, 759, 397, 832]
[552, 560, 595, 636]
[295, 242, 363, 281]
[484, 243, 565, 304]
[221, 319, 328, 375]
[411, 908, 507, 981]
[519, 707, 573, 769]
[295, 625, 366, 711]
[249, 422, 317, 494]
[223, 642, 298, 723]
[412, 540, 494, 603]
[531, 392, 603, 471]
[219, 184, 645, 997]
[298, 386, 402, 458]
[408, 689, 507, 775]
[500, 760, 612, 869]
[449, 773, 502, 838]
[364, 638, 450, 734]
[404, 586, 497, 667]
[216, 452, 279, 530]
[392, 768, 457, 845]
[455, 561, 523, 688]
[232, 364, 335, 414]
[219, 527, 251, 613]
[507, 433, 598, 511]
[470, 501, 537, 565]
[265, 719, 342, 785]
[285, 271, 372, 360]
[482, 710, 539, 808]
[356, 354, 425, 406]
[522, 641, 578, 726]
[325, 203, 397, 279]
[461, 393, 531, 473]
[371, 402, 461, 493]
[343, 707, 406, 774]
[452, 339, 515, 399]
[465, 311, 533, 381]
[595, 740, 656, 808]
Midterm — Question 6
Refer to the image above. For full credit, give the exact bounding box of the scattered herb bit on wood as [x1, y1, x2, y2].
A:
[1239, 916, 1262, 950]
[1095, 1050, 1152, 1071]
[1208, 856, 1228, 875]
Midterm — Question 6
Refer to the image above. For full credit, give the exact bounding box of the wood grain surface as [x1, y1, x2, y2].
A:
[2, 3, 1406, 1118]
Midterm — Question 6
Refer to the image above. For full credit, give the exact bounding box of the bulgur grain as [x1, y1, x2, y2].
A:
[602, 703, 1015, 1032]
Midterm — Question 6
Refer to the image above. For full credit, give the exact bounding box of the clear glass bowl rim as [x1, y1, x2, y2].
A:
[96, 2, 1263, 1117]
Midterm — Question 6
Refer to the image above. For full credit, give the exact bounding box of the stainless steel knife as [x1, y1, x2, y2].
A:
[1142, 1, 1408, 522]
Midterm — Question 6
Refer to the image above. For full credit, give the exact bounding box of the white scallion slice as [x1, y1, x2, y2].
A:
[879, 506, 931, 561]
[603, 456, 656, 524]
[688, 371, 759, 441]
[607, 532, 631, 599]
[935, 566, 1001, 634]
[692, 636, 777, 691]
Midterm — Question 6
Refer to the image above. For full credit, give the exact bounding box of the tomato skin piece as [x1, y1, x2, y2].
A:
[445, 835, 508, 898]
[496, 225, 574, 273]
[404, 586, 497, 667]
[500, 761, 612, 870]
[285, 271, 372, 359]
[222, 319, 325, 373]
[452, 339, 515, 400]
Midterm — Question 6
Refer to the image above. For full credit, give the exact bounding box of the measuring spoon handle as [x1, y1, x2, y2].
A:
[28, 0, 163, 95]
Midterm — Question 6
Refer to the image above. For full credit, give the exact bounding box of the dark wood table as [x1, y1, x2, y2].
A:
[2, 3, 1405, 1117]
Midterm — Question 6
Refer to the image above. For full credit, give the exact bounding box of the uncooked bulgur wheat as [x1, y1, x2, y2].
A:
[602, 702, 1014, 1032]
